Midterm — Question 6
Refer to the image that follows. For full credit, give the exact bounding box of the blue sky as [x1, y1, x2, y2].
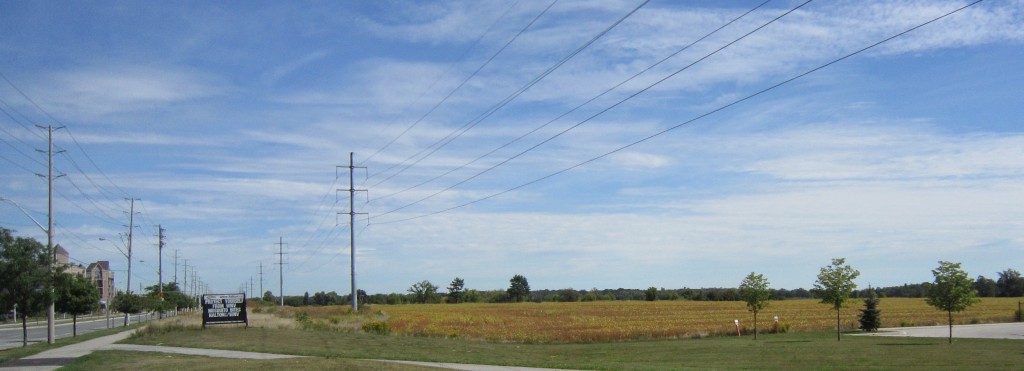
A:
[1, 0, 1022, 297]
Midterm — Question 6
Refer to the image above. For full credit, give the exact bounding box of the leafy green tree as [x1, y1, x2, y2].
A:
[263, 290, 275, 303]
[739, 272, 771, 339]
[447, 277, 465, 304]
[858, 286, 881, 332]
[644, 287, 658, 301]
[926, 261, 979, 344]
[0, 228, 52, 346]
[507, 274, 530, 303]
[997, 269, 1024, 297]
[813, 258, 860, 341]
[143, 282, 192, 312]
[556, 288, 581, 302]
[54, 272, 99, 336]
[408, 280, 438, 304]
[973, 275, 998, 297]
[113, 291, 144, 323]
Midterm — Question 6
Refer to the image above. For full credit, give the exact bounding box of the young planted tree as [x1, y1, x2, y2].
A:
[54, 271, 99, 336]
[813, 258, 860, 341]
[926, 261, 978, 344]
[738, 272, 771, 339]
[858, 286, 881, 332]
[507, 275, 530, 303]
[113, 291, 144, 326]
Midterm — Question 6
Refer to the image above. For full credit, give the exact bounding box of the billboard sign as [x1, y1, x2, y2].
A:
[202, 293, 248, 328]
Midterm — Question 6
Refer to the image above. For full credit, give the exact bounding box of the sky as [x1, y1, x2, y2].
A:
[1, 0, 1022, 297]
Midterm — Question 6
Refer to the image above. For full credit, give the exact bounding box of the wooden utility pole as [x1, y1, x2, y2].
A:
[276, 237, 286, 306]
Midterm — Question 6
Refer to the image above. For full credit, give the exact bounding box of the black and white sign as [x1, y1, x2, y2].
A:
[202, 293, 248, 328]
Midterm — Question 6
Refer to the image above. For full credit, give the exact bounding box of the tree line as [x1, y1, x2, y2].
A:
[0, 227, 195, 347]
[272, 266, 1022, 308]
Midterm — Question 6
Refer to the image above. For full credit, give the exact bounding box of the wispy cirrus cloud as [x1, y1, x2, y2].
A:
[38, 65, 226, 119]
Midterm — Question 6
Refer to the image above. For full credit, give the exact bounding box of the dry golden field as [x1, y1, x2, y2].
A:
[376, 298, 1020, 343]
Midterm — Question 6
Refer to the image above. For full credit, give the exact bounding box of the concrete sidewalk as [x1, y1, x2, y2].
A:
[0, 329, 305, 370]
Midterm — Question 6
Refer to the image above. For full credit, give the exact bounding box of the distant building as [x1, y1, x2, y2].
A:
[54, 244, 116, 305]
[86, 261, 115, 304]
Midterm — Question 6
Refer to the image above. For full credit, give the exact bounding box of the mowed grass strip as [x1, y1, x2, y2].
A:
[60, 350, 446, 371]
[120, 325, 1024, 370]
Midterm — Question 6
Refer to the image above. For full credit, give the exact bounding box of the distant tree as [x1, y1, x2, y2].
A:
[312, 291, 329, 305]
[507, 275, 530, 303]
[54, 272, 99, 336]
[463, 289, 482, 303]
[739, 272, 771, 339]
[0, 228, 52, 346]
[447, 277, 465, 304]
[557, 288, 581, 302]
[113, 292, 144, 320]
[352, 289, 368, 308]
[973, 276, 998, 297]
[408, 280, 439, 304]
[813, 258, 860, 341]
[997, 269, 1024, 297]
[926, 261, 978, 344]
[644, 287, 658, 301]
[263, 290, 275, 303]
[858, 286, 881, 332]
[302, 291, 310, 306]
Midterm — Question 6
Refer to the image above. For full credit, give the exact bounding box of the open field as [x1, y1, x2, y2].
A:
[279, 298, 1021, 342]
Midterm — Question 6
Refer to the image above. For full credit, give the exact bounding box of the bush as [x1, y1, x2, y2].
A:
[361, 321, 390, 335]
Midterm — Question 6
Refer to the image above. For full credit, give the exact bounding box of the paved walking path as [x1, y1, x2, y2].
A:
[853, 322, 1024, 340]
[0, 329, 305, 371]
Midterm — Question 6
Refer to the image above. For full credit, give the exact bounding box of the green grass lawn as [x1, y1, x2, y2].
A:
[111, 326, 1024, 370]
[61, 350, 446, 371]
[0, 323, 144, 364]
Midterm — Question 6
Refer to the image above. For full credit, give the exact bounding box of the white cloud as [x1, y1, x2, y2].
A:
[36, 65, 225, 119]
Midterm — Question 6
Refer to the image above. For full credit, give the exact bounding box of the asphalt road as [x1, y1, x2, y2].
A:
[0, 312, 156, 350]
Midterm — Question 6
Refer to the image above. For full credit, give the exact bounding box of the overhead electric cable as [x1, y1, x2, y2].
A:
[366, 0, 561, 183]
[360, 0, 523, 167]
[0, 71, 131, 200]
[372, 0, 983, 224]
[371, 0, 770, 203]
[373, 0, 804, 218]
[369, 0, 650, 190]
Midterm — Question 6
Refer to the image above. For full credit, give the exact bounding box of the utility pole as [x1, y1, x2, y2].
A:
[276, 237, 287, 307]
[158, 225, 165, 319]
[338, 152, 367, 312]
[123, 198, 138, 327]
[182, 259, 188, 309]
[36, 124, 63, 344]
[173, 249, 179, 284]
[259, 262, 264, 300]
[249, 276, 254, 298]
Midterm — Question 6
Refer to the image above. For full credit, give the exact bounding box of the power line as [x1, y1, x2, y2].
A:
[368, 0, 651, 190]
[370, 0, 770, 204]
[366, 0, 562, 184]
[373, 0, 802, 219]
[360, 0, 524, 167]
[372, 0, 983, 225]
